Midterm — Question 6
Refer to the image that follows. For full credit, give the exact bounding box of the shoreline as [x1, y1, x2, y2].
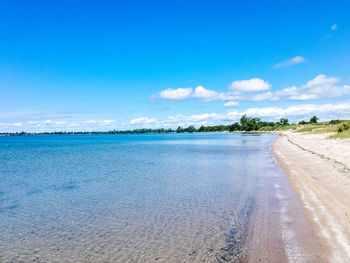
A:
[272, 132, 350, 261]
[245, 134, 324, 263]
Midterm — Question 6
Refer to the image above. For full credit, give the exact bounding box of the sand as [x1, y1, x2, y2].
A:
[273, 131, 350, 262]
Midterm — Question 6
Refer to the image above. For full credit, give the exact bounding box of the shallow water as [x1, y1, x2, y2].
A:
[0, 133, 280, 262]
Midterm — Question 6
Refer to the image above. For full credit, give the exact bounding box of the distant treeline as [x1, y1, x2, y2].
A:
[0, 115, 330, 136]
[0, 115, 291, 136]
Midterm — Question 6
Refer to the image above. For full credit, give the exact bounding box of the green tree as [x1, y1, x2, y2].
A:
[310, 116, 319, 123]
[198, 125, 205, 132]
[240, 115, 262, 131]
[279, 118, 289, 125]
[176, 126, 183, 133]
[185, 125, 196, 133]
[229, 122, 241, 131]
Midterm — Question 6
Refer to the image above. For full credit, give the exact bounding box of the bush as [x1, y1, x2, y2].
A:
[329, 119, 342, 125]
[338, 123, 350, 133]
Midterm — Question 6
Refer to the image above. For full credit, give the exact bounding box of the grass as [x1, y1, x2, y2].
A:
[257, 124, 297, 132]
[294, 124, 327, 133]
[330, 128, 350, 139]
[293, 120, 350, 139]
[311, 125, 338, 134]
[277, 124, 298, 131]
[329, 121, 350, 138]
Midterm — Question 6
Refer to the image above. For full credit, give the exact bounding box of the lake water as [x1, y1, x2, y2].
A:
[0, 133, 282, 262]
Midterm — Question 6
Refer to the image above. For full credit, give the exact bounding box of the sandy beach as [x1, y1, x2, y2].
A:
[273, 131, 350, 262]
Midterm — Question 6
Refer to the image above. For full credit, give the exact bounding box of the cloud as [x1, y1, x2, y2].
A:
[193, 86, 220, 101]
[0, 119, 119, 132]
[192, 86, 234, 101]
[250, 91, 278, 101]
[240, 103, 350, 118]
[274, 56, 306, 68]
[0, 110, 80, 120]
[154, 74, 350, 104]
[276, 74, 350, 100]
[154, 78, 271, 103]
[156, 113, 225, 127]
[331, 24, 338, 31]
[80, 120, 116, 126]
[223, 101, 239, 107]
[229, 78, 271, 92]
[135, 103, 350, 127]
[159, 88, 192, 100]
[129, 117, 158, 125]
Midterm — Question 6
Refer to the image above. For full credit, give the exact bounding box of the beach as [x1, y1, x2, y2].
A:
[273, 131, 350, 262]
[1, 132, 349, 262]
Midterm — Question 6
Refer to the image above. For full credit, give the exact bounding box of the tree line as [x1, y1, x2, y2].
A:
[1, 115, 327, 136]
[0, 115, 298, 135]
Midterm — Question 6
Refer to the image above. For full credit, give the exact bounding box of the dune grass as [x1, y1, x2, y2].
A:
[294, 124, 328, 133]
[277, 124, 298, 131]
[330, 128, 350, 139]
[294, 120, 350, 138]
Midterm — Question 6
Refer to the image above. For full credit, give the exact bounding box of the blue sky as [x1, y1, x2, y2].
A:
[1, 0, 350, 132]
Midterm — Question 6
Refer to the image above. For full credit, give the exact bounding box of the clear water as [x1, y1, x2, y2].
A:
[0, 133, 279, 262]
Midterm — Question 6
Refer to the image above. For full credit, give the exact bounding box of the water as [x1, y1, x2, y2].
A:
[0, 133, 280, 262]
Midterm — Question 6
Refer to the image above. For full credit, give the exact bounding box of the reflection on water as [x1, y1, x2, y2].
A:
[0, 133, 279, 262]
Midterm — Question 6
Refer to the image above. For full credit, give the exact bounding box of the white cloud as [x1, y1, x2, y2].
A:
[53, 121, 69, 125]
[101, 120, 115, 125]
[156, 113, 224, 127]
[154, 78, 271, 103]
[192, 86, 234, 101]
[129, 117, 158, 125]
[223, 101, 239, 107]
[229, 78, 271, 92]
[153, 74, 350, 104]
[186, 113, 220, 122]
[276, 74, 350, 100]
[159, 88, 192, 100]
[289, 94, 318, 101]
[193, 86, 220, 101]
[240, 103, 350, 118]
[250, 91, 278, 101]
[331, 24, 338, 30]
[72, 120, 116, 126]
[274, 56, 305, 68]
[0, 111, 79, 120]
[274, 86, 297, 97]
[17, 119, 116, 131]
[134, 103, 350, 127]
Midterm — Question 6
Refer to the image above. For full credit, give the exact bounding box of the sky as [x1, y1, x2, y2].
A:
[1, 0, 350, 132]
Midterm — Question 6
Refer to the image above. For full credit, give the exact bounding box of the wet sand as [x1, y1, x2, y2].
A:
[272, 132, 350, 262]
[246, 147, 324, 263]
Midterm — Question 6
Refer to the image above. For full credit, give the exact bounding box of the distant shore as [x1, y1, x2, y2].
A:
[273, 131, 350, 261]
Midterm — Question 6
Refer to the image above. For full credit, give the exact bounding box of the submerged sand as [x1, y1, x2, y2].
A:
[273, 131, 350, 262]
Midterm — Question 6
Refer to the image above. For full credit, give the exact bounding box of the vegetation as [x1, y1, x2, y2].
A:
[2, 116, 350, 139]
[293, 118, 350, 139]
[298, 115, 319, 125]
[330, 121, 350, 138]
